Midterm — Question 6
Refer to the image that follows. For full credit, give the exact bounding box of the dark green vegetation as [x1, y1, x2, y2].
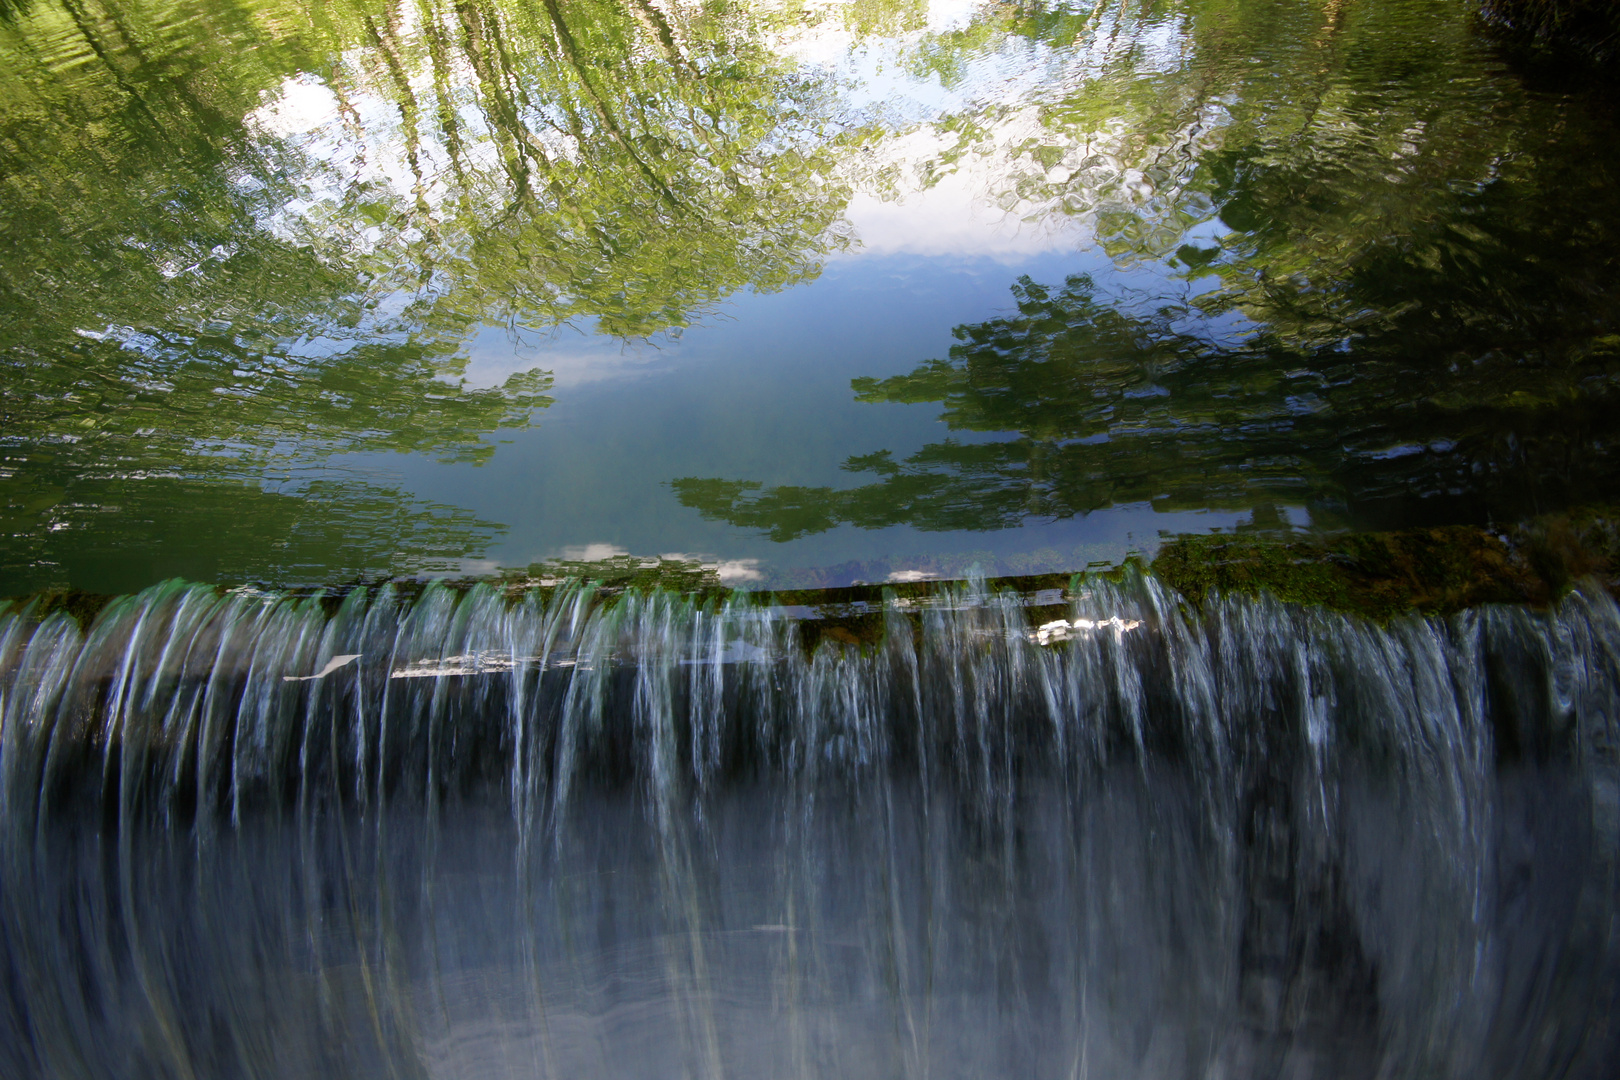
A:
[1151, 508, 1620, 620]
[1479, 0, 1620, 63]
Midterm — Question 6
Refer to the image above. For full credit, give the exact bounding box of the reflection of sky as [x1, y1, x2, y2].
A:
[461, 327, 685, 390]
[253, 68, 1099, 266]
[246, 0, 1201, 269]
[334, 247, 1249, 583]
[836, 130, 1096, 261]
[243, 1, 1244, 583]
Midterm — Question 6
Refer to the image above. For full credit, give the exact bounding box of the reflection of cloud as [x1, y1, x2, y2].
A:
[704, 560, 764, 585]
[812, 3, 1205, 265]
[462, 326, 681, 389]
[773, 0, 983, 64]
[838, 126, 1091, 261]
[655, 550, 764, 585]
[560, 542, 631, 562]
[841, 175, 1087, 261]
[771, 1, 1191, 267]
[547, 544, 765, 585]
[252, 74, 340, 138]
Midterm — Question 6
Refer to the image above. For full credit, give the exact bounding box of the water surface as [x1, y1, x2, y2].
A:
[8, 6, 1620, 1077]
[4, 0, 1619, 593]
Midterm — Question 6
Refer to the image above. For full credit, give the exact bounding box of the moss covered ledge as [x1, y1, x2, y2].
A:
[1150, 506, 1620, 622]
[8, 508, 1620, 639]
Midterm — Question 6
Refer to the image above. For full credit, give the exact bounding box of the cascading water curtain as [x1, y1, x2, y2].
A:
[0, 572, 1617, 1079]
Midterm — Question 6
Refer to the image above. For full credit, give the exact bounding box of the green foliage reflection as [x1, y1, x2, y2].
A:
[671, 0, 1620, 543]
[0, 0, 858, 590]
[675, 140, 1620, 538]
[307, 0, 859, 336]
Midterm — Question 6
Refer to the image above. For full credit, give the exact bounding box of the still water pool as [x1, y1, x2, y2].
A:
[5, 0, 1618, 593]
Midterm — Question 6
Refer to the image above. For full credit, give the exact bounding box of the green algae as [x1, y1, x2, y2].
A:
[17, 588, 117, 632]
[1150, 507, 1620, 622]
[8, 511, 1620, 642]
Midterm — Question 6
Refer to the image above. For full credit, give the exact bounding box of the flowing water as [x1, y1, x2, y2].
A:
[7, 0, 1620, 1074]
[1, 573, 1617, 1078]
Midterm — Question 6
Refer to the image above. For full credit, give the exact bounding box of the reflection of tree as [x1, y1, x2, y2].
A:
[896, 0, 1539, 333]
[1480, 0, 1620, 62]
[302, 0, 859, 336]
[675, 166, 1620, 538]
[0, 0, 858, 589]
[0, 0, 565, 589]
[0, 475, 505, 595]
[673, 0, 1620, 543]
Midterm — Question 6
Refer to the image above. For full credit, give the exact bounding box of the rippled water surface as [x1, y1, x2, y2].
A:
[4, 0, 1619, 591]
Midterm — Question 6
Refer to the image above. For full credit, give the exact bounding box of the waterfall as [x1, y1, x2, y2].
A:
[0, 573, 1616, 1079]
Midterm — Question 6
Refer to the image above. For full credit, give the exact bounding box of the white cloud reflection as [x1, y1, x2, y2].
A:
[548, 543, 764, 585]
[840, 151, 1091, 262]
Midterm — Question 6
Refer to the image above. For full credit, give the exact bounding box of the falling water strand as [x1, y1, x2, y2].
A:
[0, 572, 1617, 1079]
